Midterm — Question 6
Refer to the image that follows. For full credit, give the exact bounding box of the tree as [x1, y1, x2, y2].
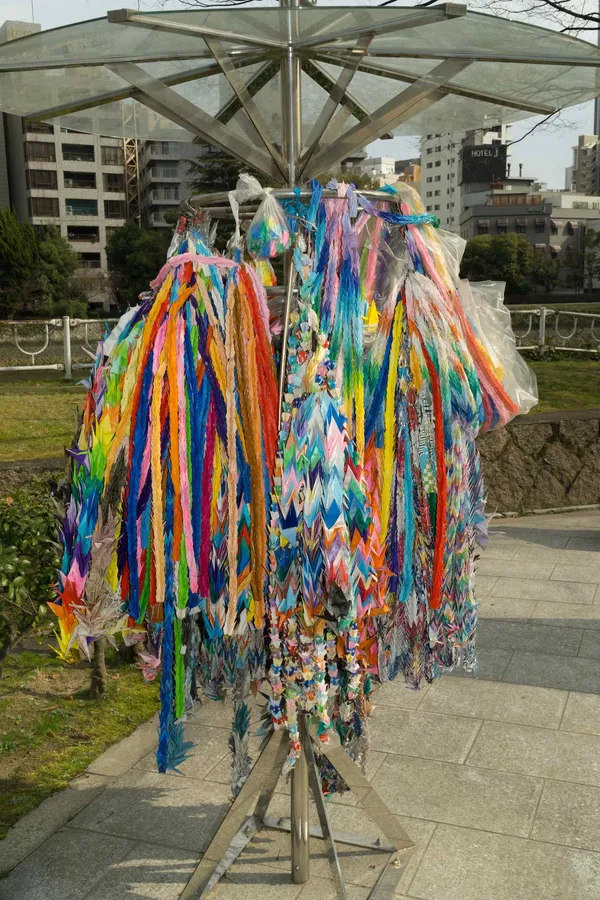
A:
[0, 208, 39, 317]
[35, 225, 81, 316]
[460, 233, 535, 294]
[530, 251, 561, 293]
[468, 0, 599, 35]
[0, 211, 85, 318]
[187, 142, 268, 195]
[107, 223, 172, 309]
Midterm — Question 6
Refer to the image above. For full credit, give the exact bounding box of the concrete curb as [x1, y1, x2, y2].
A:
[0, 715, 159, 876]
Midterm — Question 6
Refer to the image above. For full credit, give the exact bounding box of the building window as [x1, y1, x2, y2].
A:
[25, 122, 54, 135]
[478, 222, 489, 235]
[103, 172, 125, 192]
[28, 196, 59, 217]
[149, 163, 179, 179]
[497, 221, 508, 234]
[516, 220, 527, 233]
[62, 143, 95, 162]
[104, 199, 127, 219]
[101, 145, 124, 166]
[26, 169, 58, 190]
[25, 141, 56, 163]
[435, 160, 441, 167]
[426, 191, 432, 198]
[435, 146, 441, 152]
[434, 176, 441, 182]
[551, 220, 558, 234]
[434, 190, 440, 196]
[426, 162, 433, 169]
[64, 171, 97, 190]
[149, 141, 179, 157]
[67, 225, 99, 242]
[426, 177, 432, 183]
[566, 221, 574, 235]
[535, 220, 545, 234]
[66, 198, 98, 216]
[78, 252, 102, 269]
[426, 205, 432, 211]
[434, 204, 440, 210]
[426, 148, 433, 155]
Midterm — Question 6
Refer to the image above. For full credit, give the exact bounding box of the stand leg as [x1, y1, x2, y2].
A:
[180, 729, 288, 900]
[305, 731, 347, 900]
[290, 715, 310, 884]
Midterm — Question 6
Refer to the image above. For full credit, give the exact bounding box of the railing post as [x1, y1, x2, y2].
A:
[538, 307, 547, 355]
[63, 316, 72, 380]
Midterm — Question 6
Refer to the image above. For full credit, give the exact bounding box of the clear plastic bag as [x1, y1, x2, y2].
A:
[458, 279, 538, 416]
[229, 174, 291, 259]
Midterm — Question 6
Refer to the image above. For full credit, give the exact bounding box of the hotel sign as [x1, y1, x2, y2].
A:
[462, 145, 507, 184]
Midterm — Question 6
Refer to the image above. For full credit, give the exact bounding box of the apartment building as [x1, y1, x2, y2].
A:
[567, 135, 600, 195]
[421, 126, 510, 232]
[6, 122, 128, 307]
[138, 140, 202, 228]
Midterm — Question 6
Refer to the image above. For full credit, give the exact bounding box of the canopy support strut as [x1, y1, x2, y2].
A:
[107, 61, 284, 183]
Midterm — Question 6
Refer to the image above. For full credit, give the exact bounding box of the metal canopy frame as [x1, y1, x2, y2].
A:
[4, 0, 598, 185]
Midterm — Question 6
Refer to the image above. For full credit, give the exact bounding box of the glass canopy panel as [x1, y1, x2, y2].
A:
[325, 10, 600, 60]
[0, 5, 598, 141]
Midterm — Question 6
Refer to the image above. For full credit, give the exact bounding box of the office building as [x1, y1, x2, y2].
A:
[1, 20, 134, 310]
[360, 156, 397, 178]
[138, 140, 203, 228]
[567, 135, 600, 195]
[394, 158, 421, 188]
[421, 126, 510, 232]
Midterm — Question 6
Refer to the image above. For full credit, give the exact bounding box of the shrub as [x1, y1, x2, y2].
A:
[0, 477, 60, 678]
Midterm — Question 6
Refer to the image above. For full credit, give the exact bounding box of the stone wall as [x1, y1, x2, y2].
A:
[478, 409, 600, 513]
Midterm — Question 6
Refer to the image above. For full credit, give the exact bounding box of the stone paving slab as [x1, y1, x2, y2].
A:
[408, 824, 600, 900]
[419, 678, 568, 728]
[0, 827, 135, 900]
[367, 706, 481, 764]
[531, 780, 600, 853]
[561, 691, 600, 735]
[466, 720, 600, 785]
[503, 649, 600, 693]
[68, 768, 232, 853]
[371, 754, 543, 837]
[477, 618, 584, 656]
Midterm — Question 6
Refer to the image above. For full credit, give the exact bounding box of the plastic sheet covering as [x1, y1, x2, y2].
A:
[459, 279, 538, 415]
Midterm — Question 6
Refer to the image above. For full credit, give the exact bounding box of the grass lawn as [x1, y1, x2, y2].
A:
[0, 376, 85, 462]
[0, 357, 599, 464]
[529, 360, 600, 414]
[0, 648, 159, 845]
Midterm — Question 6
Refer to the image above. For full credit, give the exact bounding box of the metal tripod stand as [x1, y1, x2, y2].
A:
[179, 712, 415, 899]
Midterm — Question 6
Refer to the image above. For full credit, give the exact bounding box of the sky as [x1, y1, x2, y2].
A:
[2, 0, 597, 190]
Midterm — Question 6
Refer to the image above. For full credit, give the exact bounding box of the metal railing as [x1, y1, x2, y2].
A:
[510, 307, 600, 354]
[1, 308, 598, 381]
[0, 317, 118, 378]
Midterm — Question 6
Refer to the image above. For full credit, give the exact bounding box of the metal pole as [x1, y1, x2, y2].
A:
[291, 714, 310, 883]
[62, 316, 72, 380]
[279, 2, 310, 879]
[538, 307, 547, 355]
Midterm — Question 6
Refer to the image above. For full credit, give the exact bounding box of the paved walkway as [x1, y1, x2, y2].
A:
[2, 510, 600, 900]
